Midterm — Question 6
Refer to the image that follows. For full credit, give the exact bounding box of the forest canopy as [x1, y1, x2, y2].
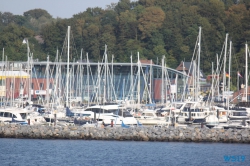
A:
[0, 0, 250, 76]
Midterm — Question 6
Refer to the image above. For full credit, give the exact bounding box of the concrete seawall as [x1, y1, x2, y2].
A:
[0, 123, 250, 143]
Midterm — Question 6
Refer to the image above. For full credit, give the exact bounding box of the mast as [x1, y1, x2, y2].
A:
[25, 39, 32, 104]
[12, 65, 15, 106]
[98, 61, 100, 104]
[46, 55, 49, 108]
[104, 45, 107, 103]
[228, 41, 232, 92]
[70, 59, 75, 104]
[150, 59, 152, 104]
[59, 57, 62, 105]
[165, 62, 168, 104]
[111, 54, 114, 101]
[237, 70, 239, 98]
[222, 33, 228, 103]
[66, 26, 70, 107]
[245, 43, 248, 101]
[29, 54, 32, 103]
[211, 62, 214, 103]
[1, 48, 4, 105]
[193, 60, 196, 101]
[161, 55, 165, 105]
[79, 49, 83, 100]
[197, 26, 201, 101]
[216, 54, 219, 100]
[123, 78, 125, 101]
[130, 54, 133, 104]
[54, 49, 59, 105]
[227, 40, 232, 109]
[87, 53, 89, 106]
[137, 52, 140, 106]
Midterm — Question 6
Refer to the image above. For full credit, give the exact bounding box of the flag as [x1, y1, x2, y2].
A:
[226, 73, 230, 78]
[238, 72, 243, 78]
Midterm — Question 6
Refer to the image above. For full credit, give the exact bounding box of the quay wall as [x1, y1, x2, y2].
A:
[0, 123, 250, 143]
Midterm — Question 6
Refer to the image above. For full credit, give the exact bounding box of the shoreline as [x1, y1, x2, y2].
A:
[0, 123, 249, 143]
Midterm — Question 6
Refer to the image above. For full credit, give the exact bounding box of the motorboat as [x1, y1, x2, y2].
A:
[223, 120, 250, 129]
[205, 111, 219, 128]
[178, 101, 209, 124]
[228, 109, 249, 121]
[82, 104, 138, 126]
[212, 106, 228, 123]
[136, 109, 171, 126]
[0, 106, 45, 125]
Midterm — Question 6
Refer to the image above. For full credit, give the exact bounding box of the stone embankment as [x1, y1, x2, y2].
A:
[0, 123, 250, 143]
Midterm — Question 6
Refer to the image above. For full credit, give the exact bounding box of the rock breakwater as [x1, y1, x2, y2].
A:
[0, 123, 250, 143]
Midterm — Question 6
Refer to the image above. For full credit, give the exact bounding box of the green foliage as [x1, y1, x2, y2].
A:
[138, 6, 165, 39]
[0, 23, 47, 61]
[0, 0, 250, 90]
[24, 9, 52, 19]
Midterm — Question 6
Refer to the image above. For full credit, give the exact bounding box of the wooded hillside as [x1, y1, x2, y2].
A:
[0, 0, 250, 75]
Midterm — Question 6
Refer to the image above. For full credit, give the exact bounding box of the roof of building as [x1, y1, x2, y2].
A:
[140, 59, 154, 65]
[176, 61, 206, 79]
[0, 71, 30, 78]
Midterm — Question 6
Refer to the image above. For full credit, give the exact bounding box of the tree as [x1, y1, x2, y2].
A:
[24, 9, 52, 19]
[0, 23, 36, 61]
[138, 6, 165, 39]
[115, 0, 131, 14]
[1, 12, 14, 25]
[138, 0, 156, 7]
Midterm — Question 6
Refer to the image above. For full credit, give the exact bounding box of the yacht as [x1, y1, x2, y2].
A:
[223, 120, 250, 129]
[212, 106, 228, 123]
[136, 109, 171, 126]
[169, 102, 187, 123]
[228, 109, 249, 121]
[205, 111, 219, 128]
[0, 106, 45, 125]
[177, 101, 209, 124]
[155, 104, 179, 117]
[82, 104, 138, 126]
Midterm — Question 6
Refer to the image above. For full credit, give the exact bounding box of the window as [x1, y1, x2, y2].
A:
[4, 112, 12, 117]
[0, 79, 5, 86]
[145, 113, 153, 117]
[92, 108, 100, 113]
[31, 83, 34, 89]
[20, 113, 26, 119]
[118, 110, 122, 116]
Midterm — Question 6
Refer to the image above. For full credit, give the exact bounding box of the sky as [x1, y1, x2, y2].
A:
[0, 0, 120, 18]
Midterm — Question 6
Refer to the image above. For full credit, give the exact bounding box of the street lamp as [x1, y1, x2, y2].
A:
[22, 38, 31, 104]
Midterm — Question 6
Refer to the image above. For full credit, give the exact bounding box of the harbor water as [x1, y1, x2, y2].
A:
[0, 138, 249, 166]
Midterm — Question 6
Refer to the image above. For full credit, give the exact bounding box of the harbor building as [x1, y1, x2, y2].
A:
[1, 60, 190, 105]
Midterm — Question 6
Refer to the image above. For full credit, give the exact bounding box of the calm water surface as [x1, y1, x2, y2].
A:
[0, 138, 249, 166]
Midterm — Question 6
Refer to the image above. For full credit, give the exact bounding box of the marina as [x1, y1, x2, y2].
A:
[0, 26, 250, 131]
[2, 1, 250, 165]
